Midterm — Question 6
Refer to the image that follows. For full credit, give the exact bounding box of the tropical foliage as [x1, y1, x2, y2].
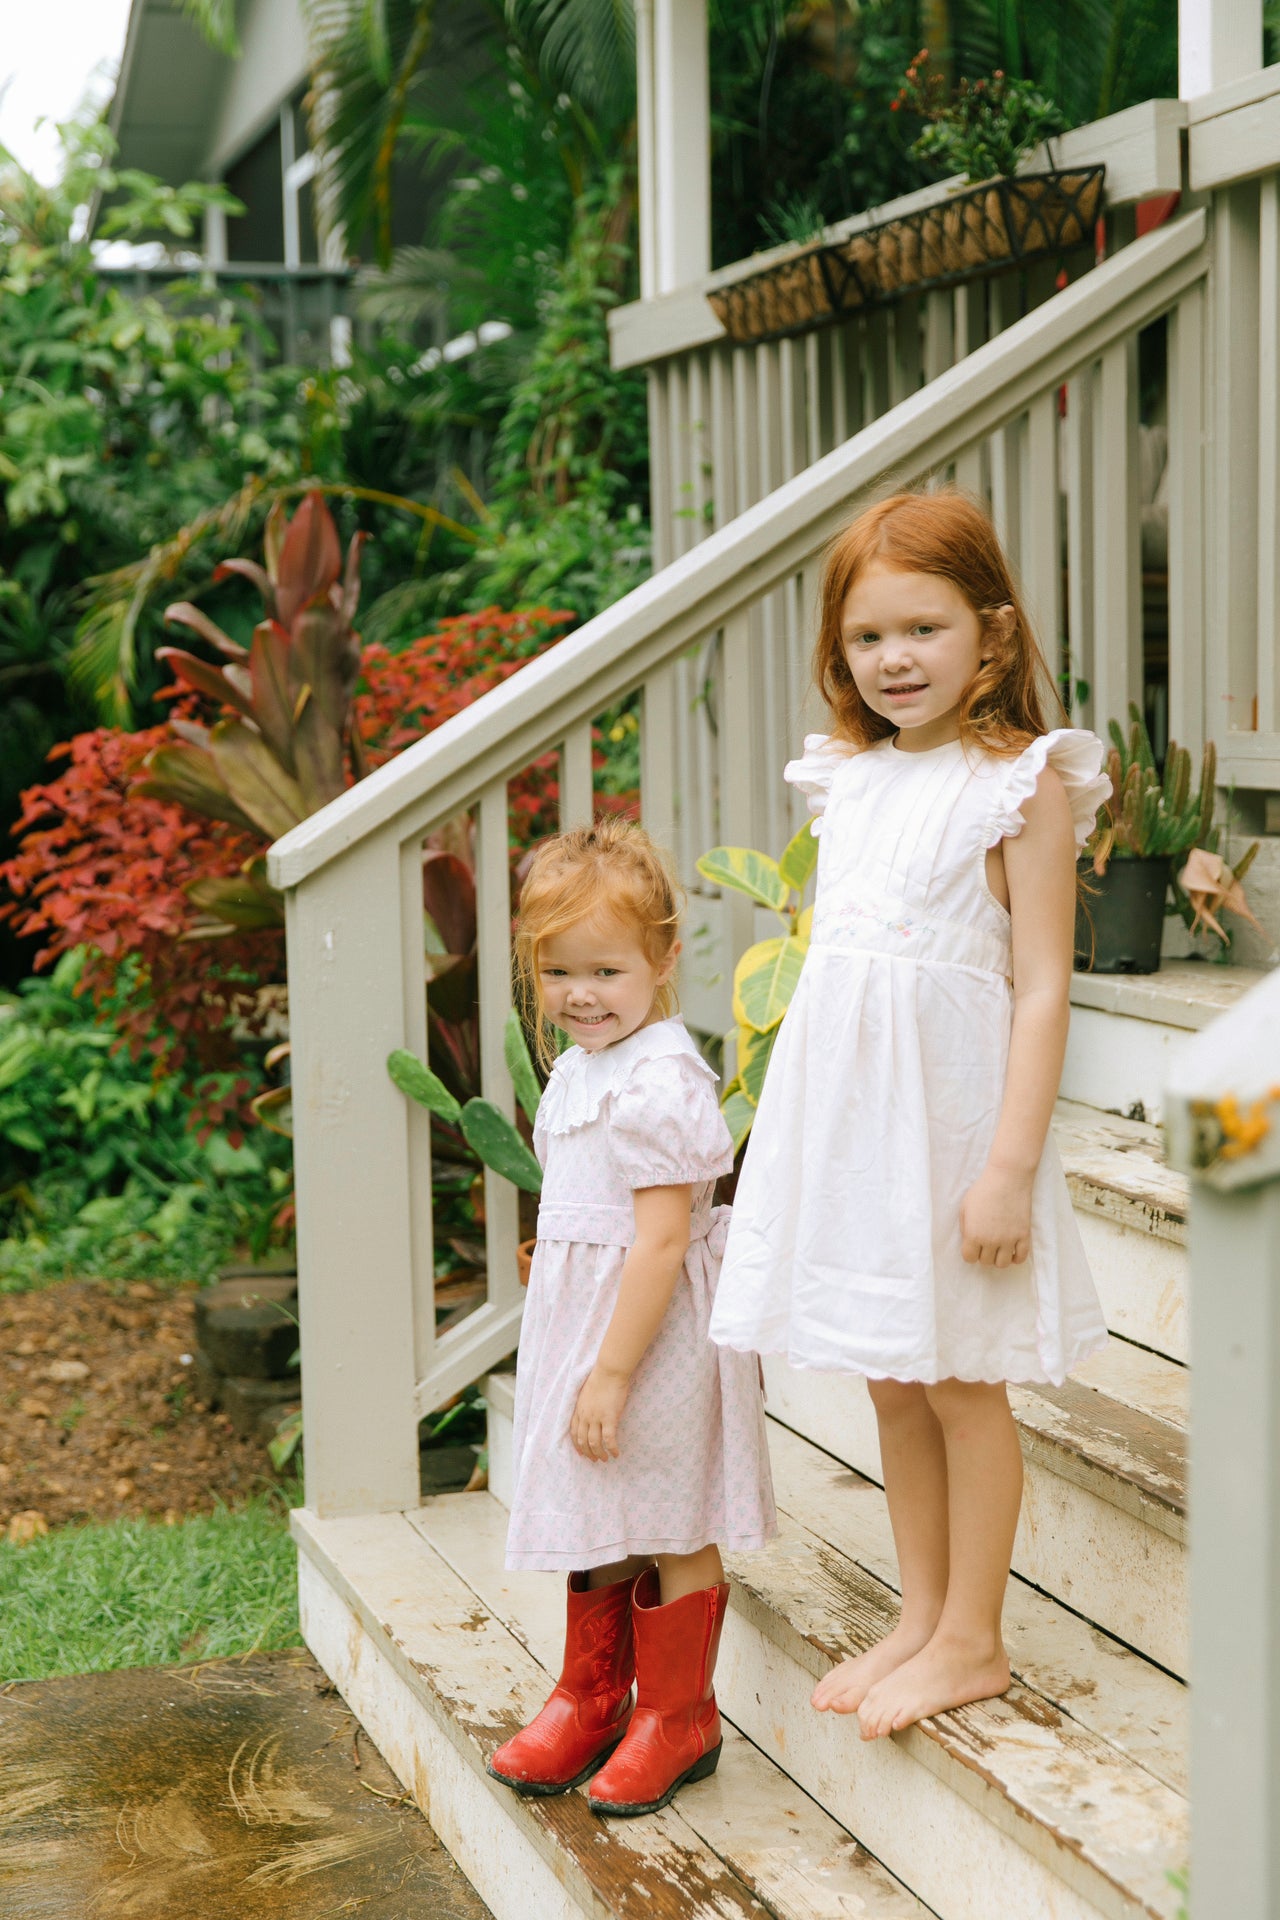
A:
[696, 824, 818, 1151]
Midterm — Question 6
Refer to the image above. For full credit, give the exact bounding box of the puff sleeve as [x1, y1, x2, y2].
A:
[610, 1053, 735, 1190]
[986, 728, 1111, 854]
[782, 733, 856, 835]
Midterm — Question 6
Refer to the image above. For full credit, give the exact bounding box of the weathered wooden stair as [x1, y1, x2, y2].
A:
[290, 964, 1276, 1920]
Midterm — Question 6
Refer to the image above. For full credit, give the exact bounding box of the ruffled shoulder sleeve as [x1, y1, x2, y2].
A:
[611, 1046, 734, 1191]
[986, 728, 1111, 853]
[782, 733, 857, 835]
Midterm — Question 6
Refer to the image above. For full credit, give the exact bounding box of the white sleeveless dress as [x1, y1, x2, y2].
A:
[506, 1017, 777, 1571]
[709, 728, 1111, 1387]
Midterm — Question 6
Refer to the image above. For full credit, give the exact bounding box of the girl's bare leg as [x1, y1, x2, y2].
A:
[654, 1544, 724, 1603]
[856, 1378, 1020, 1739]
[589, 1547, 723, 1601]
[812, 1378, 950, 1713]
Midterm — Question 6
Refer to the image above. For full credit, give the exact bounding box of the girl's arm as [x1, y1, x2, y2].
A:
[963, 767, 1076, 1268]
[570, 1183, 692, 1462]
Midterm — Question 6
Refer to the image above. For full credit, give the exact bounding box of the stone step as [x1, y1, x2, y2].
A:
[293, 1500, 932, 1920]
[1065, 961, 1263, 1124]
[478, 1388, 1186, 1920]
[1054, 1100, 1187, 1362]
[762, 1333, 1188, 1676]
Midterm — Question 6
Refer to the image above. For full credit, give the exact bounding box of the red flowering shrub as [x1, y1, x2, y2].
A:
[0, 607, 575, 1097]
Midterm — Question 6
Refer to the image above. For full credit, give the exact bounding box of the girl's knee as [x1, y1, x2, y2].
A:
[923, 1377, 1010, 1423]
[867, 1375, 928, 1418]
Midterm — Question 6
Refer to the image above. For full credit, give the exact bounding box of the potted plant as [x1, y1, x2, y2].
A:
[708, 53, 1102, 345]
[696, 822, 817, 1151]
[1079, 708, 1215, 974]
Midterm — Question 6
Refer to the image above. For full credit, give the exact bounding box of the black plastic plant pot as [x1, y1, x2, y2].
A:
[1074, 855, 1170, 975]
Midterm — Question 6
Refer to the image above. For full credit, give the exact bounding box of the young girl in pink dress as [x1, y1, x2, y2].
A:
[488, 819, 776, 1817]
[711, 489, 1111, 1741]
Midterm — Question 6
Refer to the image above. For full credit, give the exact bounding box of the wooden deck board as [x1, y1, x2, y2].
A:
[764, 1420, 1188, 1797]
[411, 1493, 935, 1920]
[293, 1508, 776, 1920]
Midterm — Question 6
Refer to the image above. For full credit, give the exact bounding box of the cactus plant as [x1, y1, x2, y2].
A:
[1086, 706, 1215, 874]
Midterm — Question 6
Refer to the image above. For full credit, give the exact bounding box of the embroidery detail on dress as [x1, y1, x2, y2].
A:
[813, 897, 922, 942]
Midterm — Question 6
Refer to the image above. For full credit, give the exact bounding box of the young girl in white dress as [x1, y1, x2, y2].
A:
[489, 819, 776, 1817]
[710, 489, 1111, 1741]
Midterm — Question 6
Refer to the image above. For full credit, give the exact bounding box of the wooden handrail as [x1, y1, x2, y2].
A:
[268, 208, 1206, 893]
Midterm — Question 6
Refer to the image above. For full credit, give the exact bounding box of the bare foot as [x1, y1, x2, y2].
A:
[855, 1634, 1011, 1740]
[810, 1621, 936, 1715]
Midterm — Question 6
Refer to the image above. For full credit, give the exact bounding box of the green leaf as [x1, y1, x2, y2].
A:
[738, 1024, 776, 1106]
[387, 1049, 462, 1125]
[207, 719, 308, 840]
[777, 822, 818, 893]
[721, 1088, 757, 1153]
[460, 1099, 544, 1194]
[267, 1406, 304, 1472]
[695, 846, 789, 912]
[504, 1009, 542, 1127]
[732, 936, 807, 1033]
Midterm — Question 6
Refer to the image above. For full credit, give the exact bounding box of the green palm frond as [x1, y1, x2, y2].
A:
[305, 0, 439, 268]
[176, 0, 241, 56]
[505, 0, 635, 129]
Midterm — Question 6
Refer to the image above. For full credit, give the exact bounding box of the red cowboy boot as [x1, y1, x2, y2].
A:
[588, 1566, 729, 1817]
[487, 1571, 635, 1795]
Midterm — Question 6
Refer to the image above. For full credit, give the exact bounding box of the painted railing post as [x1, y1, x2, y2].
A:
[1165, 968, 1280, 1914]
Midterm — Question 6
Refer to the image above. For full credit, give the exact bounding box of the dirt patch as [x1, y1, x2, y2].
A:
[0, 1281, 282, 1535]
[0, 1648, 493, 1918]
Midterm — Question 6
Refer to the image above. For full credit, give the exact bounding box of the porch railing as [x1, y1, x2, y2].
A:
[268, 206, 1210, 1519]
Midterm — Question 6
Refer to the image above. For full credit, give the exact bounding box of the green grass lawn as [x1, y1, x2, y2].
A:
[0, 1483, 303, 1682]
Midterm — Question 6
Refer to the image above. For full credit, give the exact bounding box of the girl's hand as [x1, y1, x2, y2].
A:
[961, 1165, 1033, 1268]
[570, 1365, 630, 1462]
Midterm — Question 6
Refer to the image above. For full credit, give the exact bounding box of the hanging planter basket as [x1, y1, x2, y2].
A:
[708, 166, 1106, 346]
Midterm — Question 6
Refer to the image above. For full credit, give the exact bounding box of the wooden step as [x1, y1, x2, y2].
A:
[294, 1499, 933, 1920]
[763, 1332, 1187, 1675]
[477, 1393, 1187, 1919]
[1064, 961, 1264, 1124]
[1054, 1099, 1188, 1362]
[717, 1421, 1188, 1920]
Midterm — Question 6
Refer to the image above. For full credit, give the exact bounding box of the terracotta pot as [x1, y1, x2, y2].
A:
[517, 1239, 537, 1288]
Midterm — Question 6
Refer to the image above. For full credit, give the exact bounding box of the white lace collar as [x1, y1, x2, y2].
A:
[538, 1017, 711, 1135]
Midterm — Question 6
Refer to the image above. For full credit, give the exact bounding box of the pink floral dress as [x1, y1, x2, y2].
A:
[505, 1017, 777, 1572]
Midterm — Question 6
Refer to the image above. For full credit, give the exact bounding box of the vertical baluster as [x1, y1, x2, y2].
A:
[1257, 177, 1280, 734]
[1208, 180, 1262, 742]
[668, 358, 692, 557]
[989, 277, 1024, 561]
[1168, 285, 1207, 751]
[892, 296, 923, 404]
[476, 782, 520, 1315]
[402, 835, 436, 1389]
[842, 317, 866, 440]
[719, 610, 756, 964]
[953, 283, 988, 496]
[688, 351, 711, 545]
[734, 346, 760, 513]
[778, 337, 806, 480]
[287, 838, 421, 1516]
[865, 308, 891, 421]
[805, 332, 825, 464]
[648, 367, 673, 570]
[1023, 389, 1063, 707]
[1091, 337, 1143, 728]
[709, 345, 736, 531]
[560, 722, 594, 830]
[757, 342, 784, 501]
[673, 647, 696, 881]
[1064, 365, 1096, 730]
[641, 661, 678, 860]
[924, 288, 954, 383]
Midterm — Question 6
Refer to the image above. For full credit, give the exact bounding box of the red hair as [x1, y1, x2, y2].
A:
[813, 490, 1065, 754]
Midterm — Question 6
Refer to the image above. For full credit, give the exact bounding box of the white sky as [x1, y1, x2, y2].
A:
[0, 0, 133, 182]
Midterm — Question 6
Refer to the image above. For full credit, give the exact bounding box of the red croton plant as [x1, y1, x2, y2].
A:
[0, 493, 573, 1126]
